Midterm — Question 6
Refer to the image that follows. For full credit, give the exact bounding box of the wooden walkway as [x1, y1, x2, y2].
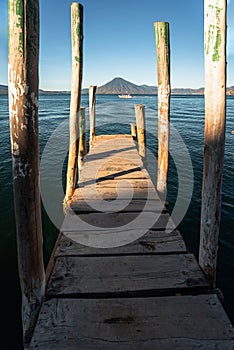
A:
[29, 135, 234, 349]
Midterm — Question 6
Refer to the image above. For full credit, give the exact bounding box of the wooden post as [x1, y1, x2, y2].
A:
[199, 0, 227, 287]
[65, 3, 83, 202]
[89, 85, 97, 146]
[130, 123, 137, 140]
[8, 0, 45, 343]
[78, 107, 86, 169]
[135, 104, 146, 158]
[154, 22, 171, 201]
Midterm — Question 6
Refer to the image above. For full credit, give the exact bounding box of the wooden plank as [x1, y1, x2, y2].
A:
[30, 295, 234, 349]
[79, 161, 145, 174]
[72, 186, 159, 200]
[82, 157, 144, 167]
[80, 159, 143, 173]
[80, 170, 150, 183]
[88, 138, 138, 146]
[84, 135, 140, 162]
[88, 140, 137, 151]
[55, 231, 187, 257]
[87, 147, 139, 156]
[61, 212, 176, 232]
[79, 168, 150, 183]
[79, 178, 156, 189]
[97, 168, 149, 180]
[88, 142, 138, 151]
[94, 134, 133, 140]
[84, 151, 141, 162]
[90, 135, 135, 148]
[70, 199, 164, 213]
[46, 254, 209, 297]
[86, 139, 139, 151]
[61, 212, 175, 232]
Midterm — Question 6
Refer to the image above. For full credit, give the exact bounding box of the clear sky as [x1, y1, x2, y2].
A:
[0, 0, 233, 90]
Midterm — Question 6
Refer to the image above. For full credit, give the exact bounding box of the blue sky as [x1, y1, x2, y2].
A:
[0, 0, 234, 90]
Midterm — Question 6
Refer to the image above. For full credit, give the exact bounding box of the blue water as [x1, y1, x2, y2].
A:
[0, 94, 233, 348]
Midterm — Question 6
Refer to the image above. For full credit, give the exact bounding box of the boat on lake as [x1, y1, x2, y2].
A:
[118, 93, 133, 99]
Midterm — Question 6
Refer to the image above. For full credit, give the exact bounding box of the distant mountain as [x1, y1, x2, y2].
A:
[92, 77, 233, 95]
[0, 85, 69, 95]
[39, 89, 69, 95]
[172, 87, 204, 95]
[227, 86, 234, 95]
[1, 79, 234, 95]
[96, 77, 157, 95]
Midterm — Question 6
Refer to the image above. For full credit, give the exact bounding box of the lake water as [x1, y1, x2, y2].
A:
[0, 94, 233, 348]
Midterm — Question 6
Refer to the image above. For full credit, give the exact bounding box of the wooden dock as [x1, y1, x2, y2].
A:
[29, 134, 234, 349]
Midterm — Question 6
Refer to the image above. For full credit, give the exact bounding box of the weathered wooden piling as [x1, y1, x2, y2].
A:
[78, 107, 86, 169]
[8, 0, 45, 342]
[154, 22, 171, 200]
[130, 123, 137, 140]
[135, 104, 146, 158]
[89, 85, 97, 146]
[199, 0, 227, 287]
[65, 3, 83, 202]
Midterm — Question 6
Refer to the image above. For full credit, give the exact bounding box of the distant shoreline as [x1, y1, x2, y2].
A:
[1, 75, 234, 96]
[1, 91, 234, 96]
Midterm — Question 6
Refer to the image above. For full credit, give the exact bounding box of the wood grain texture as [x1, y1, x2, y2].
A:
[30, 295, 234, 349]
[154, 22, 171, 200]
[130, 123, 137, 139]
[72, 185, 159, 200]
[135, 104, 146, 158]
[55, 231, 186, 257]
[79, 159, 144, 173]
[46, 254, 209, 297]
[8, 0, 45, 341]
[61, 212, 176, 232]
[90, 178, 155, 188]
[70, 199, 164, 213]
[79, 168, 150, 182]
[30, 128, 234, 347]
[65, 3, 83, 201]
[78, 107, 86, 162]
[199, 0, 227, 287]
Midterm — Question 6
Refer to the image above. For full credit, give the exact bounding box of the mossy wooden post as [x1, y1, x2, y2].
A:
[89, 85, 97, 146]
[78, 107, 86, 170]
[154, 22, 171, 201]
[199, 0, 227, 287]
[8, 0, 45, 343]
[130, 123, 137, 140]
[135, 104, 146, 158]
[65, 3, 83, 202]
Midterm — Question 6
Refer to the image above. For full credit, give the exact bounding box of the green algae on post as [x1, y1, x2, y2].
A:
[212, 28, 222, 61]
[8, 0, 24, 56]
